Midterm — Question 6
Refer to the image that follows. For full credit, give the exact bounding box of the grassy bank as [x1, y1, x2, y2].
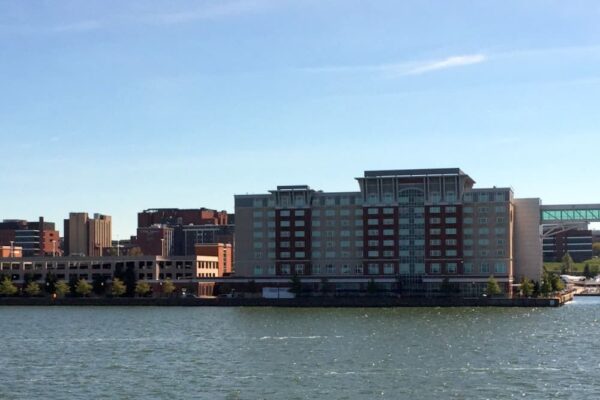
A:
[544, 258, 600, 274]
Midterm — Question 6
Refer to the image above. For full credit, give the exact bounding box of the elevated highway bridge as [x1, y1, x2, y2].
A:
[541, 204, 600, 238]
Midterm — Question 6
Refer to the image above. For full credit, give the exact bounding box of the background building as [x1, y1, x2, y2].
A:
[543, 228, 593, 262]
[235, 168, 542, 296]
[64, 213, 112, 256]
[136, 208, 234, 257]
[0, 218, 60, 256]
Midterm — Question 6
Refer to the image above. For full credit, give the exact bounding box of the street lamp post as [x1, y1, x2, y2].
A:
[9, 241, 14, 257]
[160, 238, 165, 257]
[52, 240, 56, 257]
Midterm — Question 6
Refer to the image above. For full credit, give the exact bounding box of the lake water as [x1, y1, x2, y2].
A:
[1, 298, 600, 399]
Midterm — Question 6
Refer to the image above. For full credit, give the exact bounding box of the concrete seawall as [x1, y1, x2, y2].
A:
[0, 295, 570, 307]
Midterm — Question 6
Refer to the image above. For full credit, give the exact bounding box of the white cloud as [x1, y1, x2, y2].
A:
[405, 54, 487, 75]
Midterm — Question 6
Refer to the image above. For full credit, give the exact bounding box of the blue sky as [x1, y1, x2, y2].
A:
[1, 0, 600, 238]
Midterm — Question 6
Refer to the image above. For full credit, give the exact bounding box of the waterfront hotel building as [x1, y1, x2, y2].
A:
[235, 169, 542, 295]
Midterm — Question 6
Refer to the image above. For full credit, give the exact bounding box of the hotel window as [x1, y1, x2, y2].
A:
[313, 210, 321, 217]
[267, 221, 275, 228]
[496, 217, 505, 223]
[312, 220, 321, 227]
[383, 250, 394, 257]
[430, 217, 441, 224]
[463, 217, 473, 224]
[368, 208, 379, 215]
[368, 219, 378, 225]
[369, 240, 380, 247]
[295, 210, 305, 217]
[415, 263, 426, 274]
[446, 249, 458, 257]
[497, 239, 505, 245]
[296, 241, 306, 248]
[267, 211, 275, 217]
[494, 262, 507, 273]
[325, 198, 336, 206]
[430, 263, 441, 274]
[325, 210, 336, 217]
[446, 206, 456, 213]
[340, 230, 351, 237]
[355, 265, 364, 274]
[383, 239, 394, 246]
[464, 250, 474, 257]
[253, 222, 263, 228]
[295, 231, 305, 238]
[253, 231, 264, 239]
[268, 265, 276, 275]
[415, 228, 425, 235]
[340, 241, 350, 248]
[341, 251, 351, 258]
[429, 207, 441, 213]
[480, 263, 490, 273]
[355, 209, 363, 216]
[414, 239, 425, 246]
[399, 229, 410, 236]
[340, 197, 350, 206]
[355, 220, 363, 227]
[383, 207, 394, 215]
[383, 218, 394, 225]
[495, 206, 505, 213]
[464, 207, 473, 214]
[253, 242, 263, 249]
[383, 229, 394, 236]
[478, 239, 489, 246]
[414, 206, 425, 214]
[326, 220, 336, 227]
[281, 264, 291, 274]
[446, 239, 457, 246]
[254, 266, 262, 275]
[368, 250, 379, 257]
[340, 209, 350, 216]
[445, 217, 457, 224]
[280, 220, 290, 227]
[445, 228, 457, 235]
[280, 231, 290, 237]
[313, 264, 321, 274]
[355, 240, 363, 247]
[253, 211, 263, 218]
[383, 264, 394, 274]
[464, 193, 473, 202]
[313, 251, 321, 258]
[253, 199, 264, 207]
[326, 264, 335, 274]
[464, 228, 473, 235]
[399, 239, 410, 246]
[268, 252, 275, 259]
[398, 250, 410, 257]
[478, 207, 488, 213]
[496, 249, 505, 256]
[495, 227, 506, 235]
[463, 263, 473, 274]
[479, 217, 488, 224]
[312, 241, 321, 248]
[368, 229, 379, 236]
[464, 239, 473, 246]
[480, 250, 489, 257]
[280, 241, 290, 248]
[296, 220, 305, 227]
[325, 251, 336, 258]
[495, 192, 506, 202]
[355, 230, 363, 237]
[399, 263, 410, 274]
[326, 241, 334, 248]
[281, 210, 291, 217]
[430, 228, 441, 235]
[341, 264, 351, 274]
[414, 217, 425, 225]
[478, 228, 489, 235]
[281, 252, 290, 258]
[295, 264, 304, 274]
[368, 264, 379, 274]
[312, 231, 321, 237]
[430, 250, 442, 257]
[479, 193, 489, 202]
[430, 239, 441, 246]
[399, 217, 410, 225]
[447, 263, 457, 273]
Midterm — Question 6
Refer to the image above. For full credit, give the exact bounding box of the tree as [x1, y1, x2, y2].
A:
[561, 253, 574, 274]
[532, 281, 541, 298]
[550, 274, 564, 292]
[592, 265, 600, 278]
[486, 276, 501, 297]
[24, 281, 41, 297]
[162, 279, 175, 297]
[289, 274, 302, 296]
[55, 280, 70, 297]
[0, 277, 18, 296]
[583, 264, 594, 280]
[75, 279, 93, 297]
[541, 276, 552, 297]
[111, 278, 127, 297]
[520, 277, 533, 297]
[593, 242, 600, 257]
[440, 277, 453, 296]
[135, 281, 151, 297]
